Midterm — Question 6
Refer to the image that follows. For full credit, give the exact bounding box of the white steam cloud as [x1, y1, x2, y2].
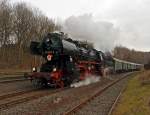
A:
[62, 14, 119, 51]
[70, 76, 100, 88]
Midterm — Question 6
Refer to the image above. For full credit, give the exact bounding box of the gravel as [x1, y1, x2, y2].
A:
[0, 80, 35, 95]
[76, 75, 130, 115]
[0, 73, 130, 115]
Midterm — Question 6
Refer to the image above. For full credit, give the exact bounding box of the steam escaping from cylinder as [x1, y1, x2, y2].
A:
[70, 76, 100, 88]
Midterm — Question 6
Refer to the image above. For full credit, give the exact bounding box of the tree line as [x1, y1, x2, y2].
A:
[113, 46, 150, 64]
[0, 0, 60, 69]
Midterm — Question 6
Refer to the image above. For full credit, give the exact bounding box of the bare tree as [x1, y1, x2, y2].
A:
[0, 0, 13, 60]
[12, 2, 36, 63]
[113, 46, 150, 64]
[0, 1, 61, 69]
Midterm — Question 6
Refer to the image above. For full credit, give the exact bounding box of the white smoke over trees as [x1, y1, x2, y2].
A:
[62, 14, 120, 51]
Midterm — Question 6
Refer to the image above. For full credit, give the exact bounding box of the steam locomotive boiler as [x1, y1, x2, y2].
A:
[29, 32, 105, 88]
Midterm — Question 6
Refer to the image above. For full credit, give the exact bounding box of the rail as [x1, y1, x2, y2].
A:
[63, 73, 131, 115]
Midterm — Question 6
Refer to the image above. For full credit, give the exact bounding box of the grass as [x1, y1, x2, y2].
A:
[139, 71, 150, 85]
[112, 71, 150, 115]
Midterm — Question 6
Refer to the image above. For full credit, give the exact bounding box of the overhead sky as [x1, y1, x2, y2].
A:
[11, 0, 150, 51]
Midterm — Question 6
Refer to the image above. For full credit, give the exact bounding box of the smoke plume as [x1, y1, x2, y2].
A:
[62, 14, 119, 51]
[70, 76, 100, 88]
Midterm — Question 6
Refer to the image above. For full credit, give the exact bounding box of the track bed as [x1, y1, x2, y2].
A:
[0, 73, 132, 115]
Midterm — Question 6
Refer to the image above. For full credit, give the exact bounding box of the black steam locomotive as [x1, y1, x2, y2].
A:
[28, 31, 143, 88]
[29, 32, 105, 88]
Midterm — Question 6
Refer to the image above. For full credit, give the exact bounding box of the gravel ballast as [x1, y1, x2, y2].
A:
[0, 73, 131, 115]
[77, 75, 130, 115]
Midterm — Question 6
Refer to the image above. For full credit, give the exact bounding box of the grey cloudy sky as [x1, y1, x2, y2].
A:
[11, 0, 150, 51]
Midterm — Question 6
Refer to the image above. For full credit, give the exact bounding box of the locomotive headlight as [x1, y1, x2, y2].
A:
[46, 38, 50, 42]
[32, 67, 37, 72]
[70, 56, 73, 62]
[88, 66, 91, 70]
[53, 67, 57, 72]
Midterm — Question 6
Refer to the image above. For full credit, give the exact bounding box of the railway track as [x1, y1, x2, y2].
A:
[0, 87, 68, 110]
[0, 72, 30, 75]
[107, 86, 125, 115]
[63, 73, 132, 115]
[0, 78, 30, 83]
[0, 73, 31, 83]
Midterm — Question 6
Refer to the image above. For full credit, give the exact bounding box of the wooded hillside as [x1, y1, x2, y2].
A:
[0, 0, 60, 69]
[113, 46, 150, 64]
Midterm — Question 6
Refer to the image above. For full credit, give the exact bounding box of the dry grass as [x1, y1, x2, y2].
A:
[139, 70, 150, 85]
[112, 71, 150, 115]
